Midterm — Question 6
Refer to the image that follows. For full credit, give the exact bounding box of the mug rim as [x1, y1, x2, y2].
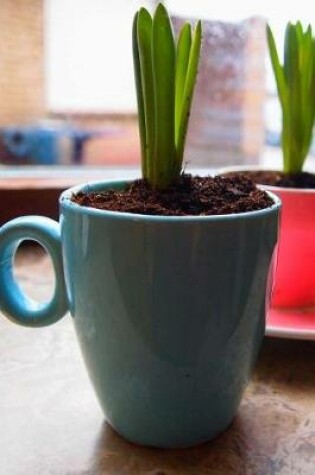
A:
[60, 179, 281, 223]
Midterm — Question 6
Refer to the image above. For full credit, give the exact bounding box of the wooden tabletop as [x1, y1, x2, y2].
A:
[0, 244, 314, 475]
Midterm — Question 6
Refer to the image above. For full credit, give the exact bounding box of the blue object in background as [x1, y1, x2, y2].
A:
[69, 129, 97, 164]
[32, 128, 60, 165]
[0, 124, 110, 165]
[1, 125, 62, 165]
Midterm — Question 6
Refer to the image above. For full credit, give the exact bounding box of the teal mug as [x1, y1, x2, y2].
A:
[0, 180, 281, 448]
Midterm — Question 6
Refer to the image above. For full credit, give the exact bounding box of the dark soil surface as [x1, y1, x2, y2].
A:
[223, 170, 315, 189]
[72, 174, 274, 216]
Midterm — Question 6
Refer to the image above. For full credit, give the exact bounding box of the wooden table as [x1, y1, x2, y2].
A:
[0, 244, 314, 475]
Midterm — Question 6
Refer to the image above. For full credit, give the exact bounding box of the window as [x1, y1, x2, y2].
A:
[45, 0, 148, 113]
[1, 0, 314, 175]
[46, 0, 315, 113]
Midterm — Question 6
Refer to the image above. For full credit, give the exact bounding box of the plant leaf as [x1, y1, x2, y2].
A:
[176, 20, 202, 171]
[285, 24, 301, 172]
[137, 8, 154, 179]
[267, 25, 288, 110]
[267, 24, 290, 170]
[300, 25, 314, 165]
[270, 21, 315, 173]
[132, 12, 147, 176]
[175, 23, 192, 145]
[152, 3, 176, 188]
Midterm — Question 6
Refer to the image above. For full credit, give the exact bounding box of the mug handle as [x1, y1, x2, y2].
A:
[0, 216, 69, 327]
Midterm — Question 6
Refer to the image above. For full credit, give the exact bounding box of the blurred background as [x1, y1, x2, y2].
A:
[0, 0, 314, 169]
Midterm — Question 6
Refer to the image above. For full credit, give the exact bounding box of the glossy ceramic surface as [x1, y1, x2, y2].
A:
[265, 186, 315, 309]
[0, 180, 280, 448]
[0, 216, 68, 326]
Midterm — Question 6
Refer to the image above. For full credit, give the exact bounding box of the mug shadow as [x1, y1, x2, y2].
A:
[254, 337, 315, 391]
[89, 415, 268, 475]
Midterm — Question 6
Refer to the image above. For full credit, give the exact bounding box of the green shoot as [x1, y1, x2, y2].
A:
[133, 3, 202, 189]
[267, 22, 315, 174]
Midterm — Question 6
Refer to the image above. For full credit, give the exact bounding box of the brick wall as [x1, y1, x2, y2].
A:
[0, 0, 45, 126]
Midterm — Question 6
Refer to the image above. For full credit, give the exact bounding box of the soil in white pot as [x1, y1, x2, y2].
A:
[223, 170, 315, 189]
